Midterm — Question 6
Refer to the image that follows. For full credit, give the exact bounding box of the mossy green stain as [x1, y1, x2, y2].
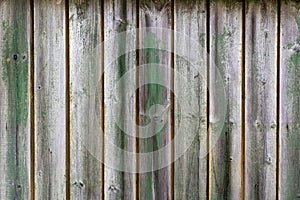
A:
[144, 32, 165, 150]
[211, 28, 236, 200]
[116, 22, 128, 153]
[140, 32, 167, 199]
[284, 12, 300, 200]
[1, 1, 29, 199]
[1, 26, 29, 128]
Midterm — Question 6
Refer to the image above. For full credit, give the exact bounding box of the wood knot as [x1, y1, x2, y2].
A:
[13, 54, 18, 61]
[108, 185, 119, 193]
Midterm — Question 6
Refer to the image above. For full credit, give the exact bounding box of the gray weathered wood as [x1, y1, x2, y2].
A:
[209, 1, 242, 199]
[104, 0, 137, 199]
[245, 1, 277, 199]
[0, 0, 31, 199]
[1, 1, 300, 198]
[69, 0, 103, 199]
[280, 1, 300, 199]
[34, 0, 66, 199]
[174, 0, 207, 199]
[139, 0, 172, 199]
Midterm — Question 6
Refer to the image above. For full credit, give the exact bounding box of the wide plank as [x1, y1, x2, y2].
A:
[103, 0, 137, 199]
[209, 1, 242, 199]
[0, 0, 31, 199]
[280, 1, 300, 199]
[245, 1, 278, 199]
[69, 0, 103, 199]
[34, 0, 67, 199]
[138, 0, 172, 199]
[174, 0, 208, 199]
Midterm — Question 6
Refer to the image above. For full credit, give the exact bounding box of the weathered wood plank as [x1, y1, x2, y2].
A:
[138, 0, 172, 199]
[209, 1, 242, 199]
[34, 0, 66, 199]
[104, 0, 137, 199]
[0, 0, 31, 199]
[280, 1, 300, 199]
[245, 1, 277, 199]
[174, 0, 207, 199]
[69, 0, 103, 199]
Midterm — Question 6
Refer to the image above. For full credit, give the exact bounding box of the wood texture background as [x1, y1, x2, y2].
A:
[0, 0, 299, 199]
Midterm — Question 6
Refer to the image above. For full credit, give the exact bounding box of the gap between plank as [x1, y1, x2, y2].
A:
[30, 0, 35, 199]
[65, 0, 71, 199]
[100, 0, 105, 198]
[170, 0, 175, 199]
[241, 1, 246, 199]
[206, 0, 210, 199]
[276, 0, 281, 199]
[135, 0, 140, 199]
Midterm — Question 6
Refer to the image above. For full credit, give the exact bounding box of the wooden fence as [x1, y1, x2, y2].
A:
[0, 0, 299, 199]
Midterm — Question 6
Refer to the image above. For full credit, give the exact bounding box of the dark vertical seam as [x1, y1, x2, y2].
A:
[169, 0, 175, 199]
[30, 0, 35, 199]
[65, 0, 70, 199]
[170, 0, 174, 200]
[242, 1, 246, 200]
[100, 0, 105, 199]
[206, 0, 210, 199]
[276, 0, 281, 199]
[136, 0, 140, 199]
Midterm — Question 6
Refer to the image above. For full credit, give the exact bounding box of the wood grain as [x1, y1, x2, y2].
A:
[34, 0, 66, 199]
[174, 0, 207, 199]
[245, 1, 278, 199]
[0, 0, 31, 199]
[138, 0, 172, 199]
[104, 0, 137, 199]
[209, 1, 243, 199]
[69, 0, 103, 199]
[280, 1, 300, 199]
[0, 1, 299, 199]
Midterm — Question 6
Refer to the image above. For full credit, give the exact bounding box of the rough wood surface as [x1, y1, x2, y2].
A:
[1, 1, 300, 199]
[209, 1, 242, 199]
[0, 0, 31, 199]
[280, 1, 300, 199]
[245, 1, 277, 199]
[174, 0, 207, 199]
[138, 0, 172, 199]
[34, 0, 66, 199]
[69, 0, 103, 199]
[104, 0, 137, 199]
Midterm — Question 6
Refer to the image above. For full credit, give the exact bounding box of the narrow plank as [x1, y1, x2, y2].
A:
[0, 0, 31, 199]
[174, 0, 207, 199]
[69, 0, 103, 199]
[280, 1, 300, 199]
[103, 0, 137, 199]
[209, 1, 243, 199]
[139, 0, 172, 199]
[245, 1, 278, 199]
[34, 0, 66, 199]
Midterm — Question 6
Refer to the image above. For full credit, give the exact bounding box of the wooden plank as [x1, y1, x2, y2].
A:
[138, 0, 172, 199]
[103, 0, 137, 199]
[69, 0, 103, 199]
[0, 0, 31, 199]
[34, 0, 66, 199]
[245, 1, 277, 199]
[280, 1, 300, 199]
[174, 0, 207, 199]
[209, 1, 242, 199]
